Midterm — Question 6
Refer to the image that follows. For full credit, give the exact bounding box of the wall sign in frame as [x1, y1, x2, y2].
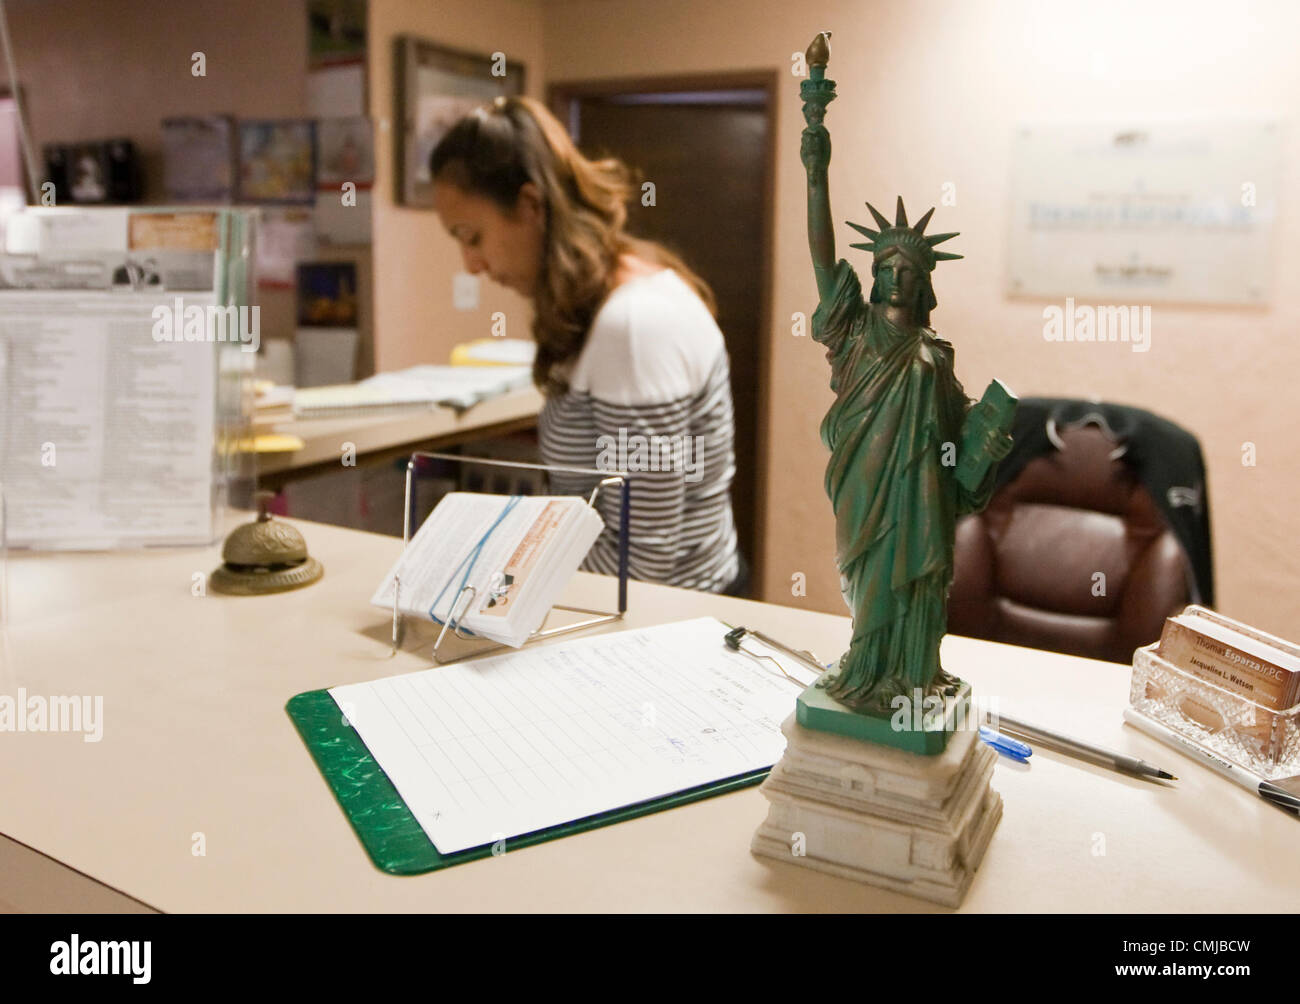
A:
[1007, 120, 1280, 306]
[394, 35, 525, 208]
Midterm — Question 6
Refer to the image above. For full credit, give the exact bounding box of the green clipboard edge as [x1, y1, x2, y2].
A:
[286, 688, 772, 876]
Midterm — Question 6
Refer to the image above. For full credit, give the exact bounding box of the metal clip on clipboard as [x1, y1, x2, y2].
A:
[391, 451, 631, 664]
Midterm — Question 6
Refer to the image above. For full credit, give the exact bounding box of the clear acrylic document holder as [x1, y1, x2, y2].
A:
[392, 451, 630, 664]
[0, 206, 258, 550]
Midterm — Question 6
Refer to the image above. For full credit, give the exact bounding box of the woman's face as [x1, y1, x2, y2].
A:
[433, 179, 545, 297]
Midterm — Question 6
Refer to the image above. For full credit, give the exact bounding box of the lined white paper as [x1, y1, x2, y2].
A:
[329, 617, 806, 854]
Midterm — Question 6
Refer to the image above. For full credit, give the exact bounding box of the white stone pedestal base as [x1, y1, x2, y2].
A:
[751, 714, 1002, 907]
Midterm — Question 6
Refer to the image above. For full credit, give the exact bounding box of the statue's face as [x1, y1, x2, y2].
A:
[875, 254, 923, 315]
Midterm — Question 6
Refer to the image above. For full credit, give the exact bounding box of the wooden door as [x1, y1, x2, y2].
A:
[550, 76, 776, 592]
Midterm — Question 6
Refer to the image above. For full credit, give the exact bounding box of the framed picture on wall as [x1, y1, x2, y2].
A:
[162, 116, 236, 203]
[297, 261, 359, 327]
[317, 117, 374, 189]
[394, 35, 525, 208]
[237, 120, 317, 205]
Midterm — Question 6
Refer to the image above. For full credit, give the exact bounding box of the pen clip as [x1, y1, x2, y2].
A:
[724, 626, 816, 689]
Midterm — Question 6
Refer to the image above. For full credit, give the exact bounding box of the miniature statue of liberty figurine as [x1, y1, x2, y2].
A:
[797, 32, 1016, 747]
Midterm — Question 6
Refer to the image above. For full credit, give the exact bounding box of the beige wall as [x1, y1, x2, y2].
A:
[0, 0, 308, 186]
[367, 0, 543, 371]
[0, 0, 312, 346]
[539, 0, 1300, 636]
[3, 0, 1296, 634]
[0, 0, 537, 369]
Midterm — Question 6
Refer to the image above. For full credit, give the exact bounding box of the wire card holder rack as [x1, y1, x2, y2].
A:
[391, 451, 630, 664]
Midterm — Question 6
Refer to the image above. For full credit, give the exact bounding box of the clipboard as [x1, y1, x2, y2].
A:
[285, 688, 771, 875]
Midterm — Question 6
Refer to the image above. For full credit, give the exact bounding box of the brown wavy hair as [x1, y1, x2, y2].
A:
[430, 95, 716, 395]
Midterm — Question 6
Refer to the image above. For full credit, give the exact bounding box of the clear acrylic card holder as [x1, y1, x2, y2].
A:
[1130, 605, 1300, 781]
[391, 451, 630, 664]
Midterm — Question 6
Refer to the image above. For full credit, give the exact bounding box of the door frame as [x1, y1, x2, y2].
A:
[546, 71, 778, 595]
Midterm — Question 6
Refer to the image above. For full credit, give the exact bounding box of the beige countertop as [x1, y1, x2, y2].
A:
[1, 518, 1293, 912]
[257, 386, 545, 477]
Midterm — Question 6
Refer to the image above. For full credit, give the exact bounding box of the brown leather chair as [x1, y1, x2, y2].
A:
[948, 424, 1193, 663]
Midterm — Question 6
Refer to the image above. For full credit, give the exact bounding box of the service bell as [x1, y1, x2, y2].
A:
[210, 492, 323, 595]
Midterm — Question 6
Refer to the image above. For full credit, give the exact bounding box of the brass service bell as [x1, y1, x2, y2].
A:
[210, 492, 323, 595]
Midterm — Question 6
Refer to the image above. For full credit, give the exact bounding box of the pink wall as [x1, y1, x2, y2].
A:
[540, 0, 1300, 637]
[0, 0, 308, 191]
[3, 0, 1296, 636]
[367, 0, 544, 372]
[0, 0, 311, 342]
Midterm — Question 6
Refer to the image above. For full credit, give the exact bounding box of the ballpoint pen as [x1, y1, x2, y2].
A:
[987, 710, 1177, 781]
[978, 726, 1032, 762]
[1123, 708, 1300, 816]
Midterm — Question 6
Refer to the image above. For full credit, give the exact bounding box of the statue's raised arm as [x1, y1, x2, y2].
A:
[800, 32, 837, 303]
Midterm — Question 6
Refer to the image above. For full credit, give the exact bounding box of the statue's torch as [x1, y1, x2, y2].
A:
[800, 32, 835, 127]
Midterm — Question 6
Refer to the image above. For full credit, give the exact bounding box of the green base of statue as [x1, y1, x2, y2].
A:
[796, 666, 972, 756]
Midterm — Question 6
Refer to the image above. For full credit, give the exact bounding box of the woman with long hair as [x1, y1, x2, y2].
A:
[430, 95, 742, 594]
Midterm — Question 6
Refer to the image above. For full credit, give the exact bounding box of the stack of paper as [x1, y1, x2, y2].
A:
[329, 617, 798, 854]
[293, 364, 532, 417]
[292, 381, 443, 418]
[371, 492, 606, 648]
[252, 381, 294, 429]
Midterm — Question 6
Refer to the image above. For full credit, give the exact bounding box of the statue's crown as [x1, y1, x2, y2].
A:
[848, 197, 962, 271]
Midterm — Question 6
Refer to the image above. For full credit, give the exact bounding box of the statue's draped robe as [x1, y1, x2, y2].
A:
[812, 259, 993, 710]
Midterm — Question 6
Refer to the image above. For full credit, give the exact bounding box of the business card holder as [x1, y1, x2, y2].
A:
[1130, 607, 1300, 779]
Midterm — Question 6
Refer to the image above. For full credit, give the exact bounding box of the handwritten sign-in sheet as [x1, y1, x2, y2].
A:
[330, 617, 811, 854]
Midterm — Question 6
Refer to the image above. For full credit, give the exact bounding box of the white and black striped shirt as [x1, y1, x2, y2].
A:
[539, 269, 740, 592]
